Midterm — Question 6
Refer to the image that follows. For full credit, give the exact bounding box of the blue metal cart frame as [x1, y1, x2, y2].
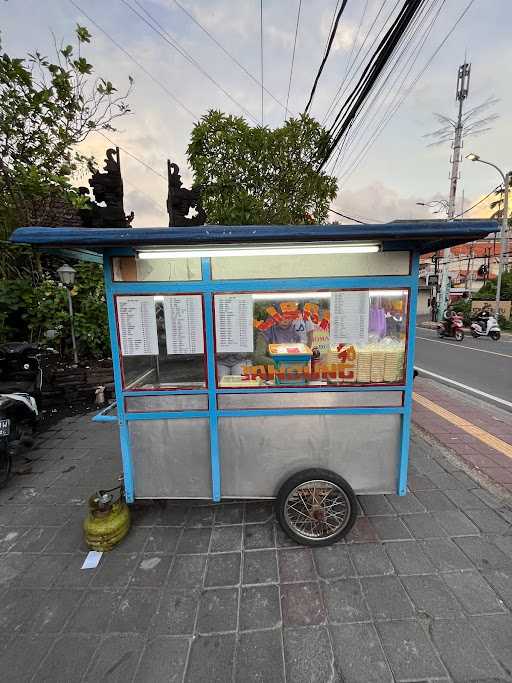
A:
[12, 221, 495, 508]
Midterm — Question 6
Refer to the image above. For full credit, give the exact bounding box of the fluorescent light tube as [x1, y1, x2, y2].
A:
[137, 243, 380, 259]
[252, 292, 332, 300]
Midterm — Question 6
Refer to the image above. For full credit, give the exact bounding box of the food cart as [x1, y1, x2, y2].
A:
[11, 220, 494, 545]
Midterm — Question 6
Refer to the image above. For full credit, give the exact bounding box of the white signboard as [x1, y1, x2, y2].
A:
[215, 295, 254, 353]
[330, 291, 369, 347]
[116, 296, 159, 356]
[163, 295, 204, 355]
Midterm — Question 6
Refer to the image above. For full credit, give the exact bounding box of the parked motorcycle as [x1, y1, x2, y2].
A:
[470, 313, 501, 341]
[437, 312, 464, 341]
[0, 343, 57, 486]
[0, 394, 38, 486]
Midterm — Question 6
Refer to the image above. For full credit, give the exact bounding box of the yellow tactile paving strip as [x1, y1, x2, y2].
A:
[413, 392, 512, 461]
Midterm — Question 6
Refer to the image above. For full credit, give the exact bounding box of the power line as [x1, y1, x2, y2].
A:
[304, 0, 350, 114]
[338, 0, 447, 180]
[120, 0, 259, 123]
[321, 0, 399, 127]
[335, 0, 442, 179]
[453, 185, 502, 219]
[123, 176, 165, 215]
[322, 0, 428, 169]
[260, 0, 264, 125]
[340, 0, 477, 182]
[171, 0, 287, 113]
[335, 0, 440, 170]
[323, 0, 341, 60]
[285, 0, 302, 120]
[69, 0, 197, 120]
[98, 131, 167, 181]
[329, 208, 383, 224]
[324, 0, 419, 168]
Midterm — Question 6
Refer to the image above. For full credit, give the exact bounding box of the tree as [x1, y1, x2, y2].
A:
[473, 271, 512, 302]
[187, 111, 337, 225]
[489, 178, 512, 220]
[0, 24, 132, 268]
[0, 24, 131, 358]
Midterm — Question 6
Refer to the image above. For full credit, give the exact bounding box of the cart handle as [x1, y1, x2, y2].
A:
[92, 401, 118, 423]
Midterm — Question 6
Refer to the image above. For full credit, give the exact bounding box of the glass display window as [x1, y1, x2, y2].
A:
[213, 290, 408, 388]
[116, 294, 207, 390]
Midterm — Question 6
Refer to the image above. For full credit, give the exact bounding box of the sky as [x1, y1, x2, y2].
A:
[1, 0, 510, 227]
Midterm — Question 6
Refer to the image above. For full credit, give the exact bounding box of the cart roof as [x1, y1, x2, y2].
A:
[10, 220, 497, 258]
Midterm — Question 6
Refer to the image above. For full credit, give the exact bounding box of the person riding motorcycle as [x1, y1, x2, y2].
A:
[443, 306, 455, 336]
[473, 308, 490, 332]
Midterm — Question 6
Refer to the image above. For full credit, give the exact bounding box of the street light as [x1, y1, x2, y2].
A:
[416, 200, 450, 215]
[57, 264, 78, 365]
[465, 153, 510, 318]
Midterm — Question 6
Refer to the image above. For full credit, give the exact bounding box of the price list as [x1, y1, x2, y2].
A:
[214, 295, 254, 353]
[116, 296, 159, 356]
[330, 291, 369, 347]
[163, 295, 204, 355]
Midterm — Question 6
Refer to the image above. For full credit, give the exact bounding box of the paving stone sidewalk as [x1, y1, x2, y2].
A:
[0, 414, 511, 682]
[414, 376, 512, 494]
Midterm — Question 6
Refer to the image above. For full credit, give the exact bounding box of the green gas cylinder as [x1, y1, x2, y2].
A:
[84, 489, 131, 551]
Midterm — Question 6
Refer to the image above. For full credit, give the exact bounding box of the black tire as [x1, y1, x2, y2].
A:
[455, 329, 464, 341]
[437, 328, 444, 338]
[471, 330, 478, 338]
[490, 330, 500, 341]
[276, 468, 357, 546]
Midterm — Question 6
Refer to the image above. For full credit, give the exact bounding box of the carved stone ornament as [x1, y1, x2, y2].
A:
[80, 147, 134, 228]
[167, 161, 206, 227]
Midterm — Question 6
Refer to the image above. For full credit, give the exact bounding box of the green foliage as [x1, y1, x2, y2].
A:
[451, 299, 472, 325]
[0, 23, 131, 357]
[473, 271, 512, 301]
[0, 263, 109, 359]
[188, 110, 338, 225]
[0, 23, 132, 245]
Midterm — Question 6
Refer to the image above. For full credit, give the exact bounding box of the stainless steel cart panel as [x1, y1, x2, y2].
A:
[130, 418, 211, 498]
[126, 395, 208, 412]
[218, 391, 403, 409]
[218, 413, 401, 497]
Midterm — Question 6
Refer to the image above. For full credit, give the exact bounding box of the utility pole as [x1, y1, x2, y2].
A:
[437, 62, 471, 321]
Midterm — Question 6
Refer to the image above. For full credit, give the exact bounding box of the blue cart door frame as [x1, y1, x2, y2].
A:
[100, 249, 420, 503]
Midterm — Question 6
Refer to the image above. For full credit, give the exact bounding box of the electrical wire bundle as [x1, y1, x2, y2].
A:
[314, 0, 427, 171]
[318, 0, 478, 185]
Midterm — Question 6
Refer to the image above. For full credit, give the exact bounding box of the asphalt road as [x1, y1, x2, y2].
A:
[414, 326, 512, 407]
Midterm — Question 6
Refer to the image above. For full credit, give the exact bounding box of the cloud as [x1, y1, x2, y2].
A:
[2, 0, 509, 230]
[331, 182, 448, 223]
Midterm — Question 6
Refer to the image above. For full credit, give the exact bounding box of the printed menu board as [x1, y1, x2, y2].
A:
[163, 295, 204, 355]
[116, 296, 159, 356]
[215, 295, 254, 353]
[330, 291, 369, 347]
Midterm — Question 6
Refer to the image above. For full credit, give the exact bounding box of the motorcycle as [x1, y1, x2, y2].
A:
[437, 313, 464, 341]
[0, 394, 38, 486]
[0, 342, 57, 487]
[470, 314, 501, 341]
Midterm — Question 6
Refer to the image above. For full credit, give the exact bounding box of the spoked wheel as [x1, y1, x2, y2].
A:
[276, 469, 357, 546]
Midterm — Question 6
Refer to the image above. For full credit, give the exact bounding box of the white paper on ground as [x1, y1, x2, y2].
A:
[81, 550, 103, 569]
